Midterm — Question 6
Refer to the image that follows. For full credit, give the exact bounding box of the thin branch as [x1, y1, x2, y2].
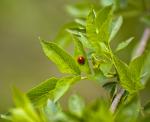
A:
[134, 28, 150, 57]
[109, 88, 125, 113]
[109, 27, 150, 113]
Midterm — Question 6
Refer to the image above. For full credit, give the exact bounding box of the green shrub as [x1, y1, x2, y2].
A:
[1, 0, 150, 122]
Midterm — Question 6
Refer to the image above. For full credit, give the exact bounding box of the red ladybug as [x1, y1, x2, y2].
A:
[77, 56, 85, 65]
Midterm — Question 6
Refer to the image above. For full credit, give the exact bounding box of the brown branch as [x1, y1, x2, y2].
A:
[109, 27, 150, 113]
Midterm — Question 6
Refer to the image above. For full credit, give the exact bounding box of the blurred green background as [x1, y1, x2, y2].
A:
[0, 0, 150, 122]
[0, 0, 72, 115]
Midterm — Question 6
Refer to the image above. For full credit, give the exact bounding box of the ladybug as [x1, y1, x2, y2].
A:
[77, 56, 85, 65]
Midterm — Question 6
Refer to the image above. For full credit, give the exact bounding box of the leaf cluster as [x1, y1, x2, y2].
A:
[1, 0, 150, 122]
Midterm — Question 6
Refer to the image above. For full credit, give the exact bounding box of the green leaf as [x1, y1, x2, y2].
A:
[66, 3, 90, 17]
[91, 67, 107, 84]
[91, 55, 107, 83]
[83, 100, 113, 122]
[1, 114, 11, 121]
[13, 89, 40, 121]
[110, 16, 123, 41]
[54, 22, 82, 48]
[98, 14, 112, 43]
[86, 9, 98, 48]
[27, 77, 58, 106]
[115, 37, 134, 52]
[49, 76, 81, 102]
[113, 55, 144, 93]
[129, 54, 146, 81]
[44, 100, 60, 116]
[54, 25, 72, 48]
[115, 96, 140, 122]
[86, 7, 112, 51]
[74, 36, 91, 74]
[67, 28, 86, 36]
[91, 48, 112, 76]
[13, 88, 31, 108]
[75, 18, 86, 26]
[41, 40, 80, 75]
[27, 76, 81, 106]
[113, 0, 120, 10]
[78, 33, 93, 49]
[2, 89, 41, 122]
[97, 6, 113, 43]
[68, 94, 85, 117]
[113, 56, 131, 90]
[43, 100, 66, 121]
[100, 0, 113, 6]
[9, 108, 37, 122]
[100, 59, 113, 76]
[96, 6, 112, 29]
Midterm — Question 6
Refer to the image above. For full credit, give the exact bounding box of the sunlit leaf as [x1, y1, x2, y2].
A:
[129, 54, 146, 81]
[86, 6, 112, 51]
[66, 3, 90, 17]
[2, 89, 41, 122]
[67, 28, 86, 36]
[113, 55, 144, 93]
[68, 94, 85, 117]
[41, 40, 80, 75]
[86, 9, 98, 48]
[74, 36, 91, 74]
[98, 12, 113, 43]
[49, 76, 81, 102]
[96, 6, 112, 29]
[100, 0, 113, 6]
[43, 100, 66, 121]
[27, 76, 80, 105]
[110, 16, 123, 41]
[115, 37, 133, 52]
[75, 18, 86, 26]
[78, 33, 93, 49]
[27, 77, 58, 106]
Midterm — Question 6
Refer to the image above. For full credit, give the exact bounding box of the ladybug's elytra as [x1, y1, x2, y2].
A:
[77, 56, 85, 65]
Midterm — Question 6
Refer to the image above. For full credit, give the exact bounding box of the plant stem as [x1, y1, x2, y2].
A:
[110, 88, 125, 113]
[110, 27, 150, 113]
[134, 28, 150, 57]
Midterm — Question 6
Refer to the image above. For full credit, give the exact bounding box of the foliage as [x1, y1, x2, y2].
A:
[1, 0, 150, 122]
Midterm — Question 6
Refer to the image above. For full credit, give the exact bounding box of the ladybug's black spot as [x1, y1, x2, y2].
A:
[77, 56, 85, 65]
